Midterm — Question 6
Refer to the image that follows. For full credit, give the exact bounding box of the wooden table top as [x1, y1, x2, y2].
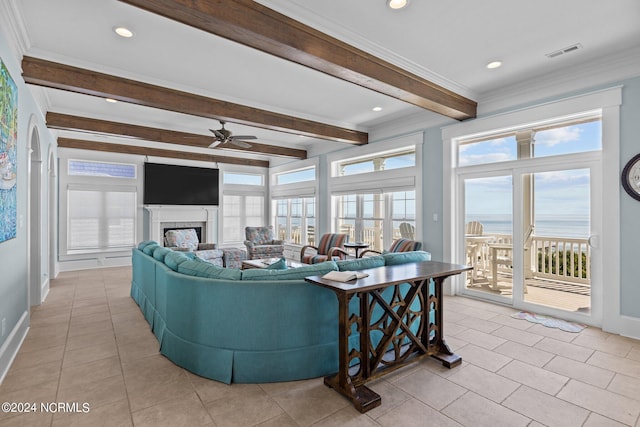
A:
[305, 260, 472, 294]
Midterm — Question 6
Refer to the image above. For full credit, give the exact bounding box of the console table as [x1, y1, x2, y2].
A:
[305, 261, 472, 413]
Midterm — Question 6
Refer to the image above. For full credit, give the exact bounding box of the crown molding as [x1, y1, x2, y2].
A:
[0, 0, 31, 60]
[254, 0, 477, 101]
[477, 46, 640, 116]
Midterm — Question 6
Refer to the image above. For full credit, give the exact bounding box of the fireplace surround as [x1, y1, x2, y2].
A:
[144, 205, 218, 246]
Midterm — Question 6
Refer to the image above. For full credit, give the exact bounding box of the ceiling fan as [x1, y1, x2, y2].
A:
[208, 121, 257, 149]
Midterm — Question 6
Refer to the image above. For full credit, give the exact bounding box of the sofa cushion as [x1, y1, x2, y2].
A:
[241, 261, 338, 281]
[138, 240, 158, 250]
[153, 246, 172, 261]
[382, 251, 431, 266]
[142, 243, 160, 255]
[178, 257, 242, 280]
[336, 255, 385, 272]
[265, 257, 287, 270]
[164, 250, 192, 271]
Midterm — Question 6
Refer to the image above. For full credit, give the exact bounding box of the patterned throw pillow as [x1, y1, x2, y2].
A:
[265, 257, 287, 270]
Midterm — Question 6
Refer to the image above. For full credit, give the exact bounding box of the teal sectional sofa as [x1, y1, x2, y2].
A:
[131, 240, 431, 384]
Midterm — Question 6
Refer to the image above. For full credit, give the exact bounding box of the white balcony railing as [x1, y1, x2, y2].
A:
[468, 233, 590, 287]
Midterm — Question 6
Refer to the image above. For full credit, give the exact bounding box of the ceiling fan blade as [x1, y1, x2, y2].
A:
[208, 140, 222, 148]
[229, 139, 253, 149]
[210, 129, 225, 140]
[230, 135, 257, 140]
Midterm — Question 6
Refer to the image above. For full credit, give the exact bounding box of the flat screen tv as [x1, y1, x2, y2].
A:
[144, 163, 219, 205]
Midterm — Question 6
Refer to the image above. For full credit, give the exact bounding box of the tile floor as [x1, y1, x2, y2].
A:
[1, 266, 640, 427]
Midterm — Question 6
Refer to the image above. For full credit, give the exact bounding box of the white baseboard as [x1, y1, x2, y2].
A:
[617, 315, 640, 341]
[0, 311, 29, 386]
[58, 256, 132, 272]
[41, 278, 49, 303]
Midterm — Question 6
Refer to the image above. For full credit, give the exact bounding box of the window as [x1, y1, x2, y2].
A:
[67, 186, 136, 252]
[223, 172, 263, 185]
[334, 148, 415, 177]
[457, 116, 601, 167]
[68, 159, 136, 178]
[273, 197, 315, 245]
[274, 167, 315, 185]
[333, 191, 415, 251]
[222, 194, 264, 243]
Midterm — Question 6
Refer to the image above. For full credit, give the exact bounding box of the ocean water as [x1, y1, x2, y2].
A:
[467, 215, 590, 239]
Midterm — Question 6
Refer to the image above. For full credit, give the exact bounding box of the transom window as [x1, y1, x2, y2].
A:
[68, 159, 136, 178]
[458, 116, 601, 167]
[334, 147, 416, 177]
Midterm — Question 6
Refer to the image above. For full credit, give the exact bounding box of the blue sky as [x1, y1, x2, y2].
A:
[463, 121, 600, 223]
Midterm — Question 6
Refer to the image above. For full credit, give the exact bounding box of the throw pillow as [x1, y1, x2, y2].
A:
[336, 255, 385, 272]
[382, 251, 431, 266]
[265, 257, 287, 270]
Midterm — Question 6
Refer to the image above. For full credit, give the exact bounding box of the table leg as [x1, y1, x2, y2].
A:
[324, 292, 381, 413]
[428, 277, 462, 368]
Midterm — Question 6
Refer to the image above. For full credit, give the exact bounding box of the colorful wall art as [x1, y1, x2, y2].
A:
[0, 58, 18, 243]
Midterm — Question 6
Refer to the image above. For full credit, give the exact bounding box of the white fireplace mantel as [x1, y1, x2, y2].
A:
[145, 205, 218, 245]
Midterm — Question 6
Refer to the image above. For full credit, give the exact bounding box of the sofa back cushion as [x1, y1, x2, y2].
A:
[178, 257, 242, 280]
[153, 246, 172, 261]
[336, 255, 385, 272]
[164, 250, 193, 271]
[382, 250, 431, 266]
[241, 261, 337, 281]
[142, 243, 159, 255]
[138, 240, 158, 251]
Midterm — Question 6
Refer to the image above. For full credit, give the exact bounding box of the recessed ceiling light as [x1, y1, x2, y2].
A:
[372, 106, 383, 112]
[113, 26, 134, 38]
[387, 0, 408, 10]
[486, 60, 503, 69]
[105, 98, 118, 103]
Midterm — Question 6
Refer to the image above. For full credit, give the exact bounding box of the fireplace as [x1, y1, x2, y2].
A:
[145, 206, 218, 246]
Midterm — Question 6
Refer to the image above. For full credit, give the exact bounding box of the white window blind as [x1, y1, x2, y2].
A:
[67, 186, 136, 251]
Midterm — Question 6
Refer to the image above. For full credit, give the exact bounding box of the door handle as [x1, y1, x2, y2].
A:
[588, 235, 599, 248]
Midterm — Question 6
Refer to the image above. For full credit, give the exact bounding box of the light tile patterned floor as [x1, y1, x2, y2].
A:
[1, 266, 639, 427]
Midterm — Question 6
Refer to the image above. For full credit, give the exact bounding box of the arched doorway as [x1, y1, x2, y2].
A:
[28, 124, 43, 306]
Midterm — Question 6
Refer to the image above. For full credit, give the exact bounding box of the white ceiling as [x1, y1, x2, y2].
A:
[10, 0, 640, 163]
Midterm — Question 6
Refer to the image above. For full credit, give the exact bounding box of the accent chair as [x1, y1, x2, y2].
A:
[244, 226, 285, 260]
[358, 238, 422, 258]
[300, 233, 349, 264]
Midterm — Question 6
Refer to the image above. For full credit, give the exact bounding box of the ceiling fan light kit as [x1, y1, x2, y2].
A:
[387, 0, 409, 10]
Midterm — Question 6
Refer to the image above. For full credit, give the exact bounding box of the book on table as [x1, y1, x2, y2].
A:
[322, 270, 369, 282]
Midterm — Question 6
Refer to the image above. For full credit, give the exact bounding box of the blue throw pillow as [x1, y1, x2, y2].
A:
[241, 261, 338, 281]
[265, 257, 287, 270]
[164, 250, 191, 271]
[336, 255, 385, 272]
[178, 257, 242, 280]
[382, 251, 431, 266]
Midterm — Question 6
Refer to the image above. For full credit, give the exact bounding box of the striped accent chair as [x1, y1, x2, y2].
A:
[358, 238, 422, 258]
[300, 233, 349, 264]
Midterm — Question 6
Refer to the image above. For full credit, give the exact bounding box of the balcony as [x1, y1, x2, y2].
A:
[466, 233, 591, 313]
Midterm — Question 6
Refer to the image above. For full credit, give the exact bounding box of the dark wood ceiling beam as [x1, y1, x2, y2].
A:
[47, 112, 307, 159]
[22, 56, 367, 144]
[118, 0, 477, 120]
[57, 137, 269, 167]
